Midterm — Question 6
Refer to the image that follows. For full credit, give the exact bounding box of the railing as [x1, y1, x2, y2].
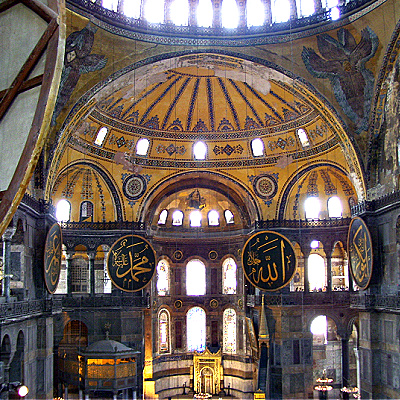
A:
[350, 293, 400, 311]
[0, 298, 62, 320]
[352, 190, 400, 215]
[61, 294, 148, 308]
[60, 221, 145, 230]
[256, 217, 352, 229]
[251, 291, 351, 307]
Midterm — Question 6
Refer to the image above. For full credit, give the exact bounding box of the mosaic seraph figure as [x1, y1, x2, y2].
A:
[52, 24, 107, 125]
[302, 27, 378, 133]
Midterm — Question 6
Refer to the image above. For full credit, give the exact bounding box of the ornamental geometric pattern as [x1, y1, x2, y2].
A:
[213, 144, 244, 156]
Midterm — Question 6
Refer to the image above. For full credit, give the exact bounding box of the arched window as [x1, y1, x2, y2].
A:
[328, 196, 342, 218]
[221, 0, 239, 28]
[190, 210, 202, 227]
[222, 257, 237, 294]
[310, 315, 327, 344]
[251, 138, 264, 157]
[144, 0, 164, 22]
[304, 196, 321, 219]
[186, 259, 206, 295]
[308, 254, 326, 291]
[247, 0, 265, 26]
[197, 0, 213, 27]
[297, 128, 310, 148]
[157, 260, 170, 296]
[136, 138, 150, 155]
[94, 126, 108, 146]
[224, 210, 234, 224]
[56, 199, 71, 222]
[80, 201, 93, 222]
[170, 0, 189, 25]
[187, 307, 206, 352]
[124, 0, 141, 18]
[208, 210, 219, 226]
[158, 209, 168, 225]
[193, 141, 207, 160]
[102, 0, 118, 11]
[158, 309, 170, 353]
[172, 210, 184, 226]
[297, 0, 314, 17]
[271, 0, 290, 22]
[223, 308, 236, 353]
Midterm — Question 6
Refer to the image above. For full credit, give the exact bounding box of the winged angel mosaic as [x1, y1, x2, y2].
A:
[302, 27, 378, 133]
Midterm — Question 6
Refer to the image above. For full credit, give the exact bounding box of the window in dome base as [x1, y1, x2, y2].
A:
[251, 138, 264, 157]
[172, 210, 184, 226]
[304, 196, 320, 219]
[221, 0, 239, 28]
[297, 128, 310, 148]
[158, 209, 168, 225]
[144, 0, 165, 23]
[170, 0, 189, 25]
[94, 127, 108, 146]
[56, 199, 71, 222]
[328, 196, 342, 218]
[224, 210, 234, 224]
[102, 0, 118, 11]
[247, 0, 265, 26]
[208, 210, 219, 226]
[124, 0, 141, 18]
[272, 0, 290, 23]
[190, 210, 202, 227]
[197, 0, 213, 27]
[136, 138, 150, 156]
[193, 141, 207, 160]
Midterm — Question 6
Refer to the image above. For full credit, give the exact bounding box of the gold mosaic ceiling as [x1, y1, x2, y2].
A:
[95, 66, 316, 134]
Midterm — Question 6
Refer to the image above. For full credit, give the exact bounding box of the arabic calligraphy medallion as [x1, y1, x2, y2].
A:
[44, 223, 63, 294]
[242, 231, 297, 291]
[347, 217, 373, 290]
[107, 235, 156, 292]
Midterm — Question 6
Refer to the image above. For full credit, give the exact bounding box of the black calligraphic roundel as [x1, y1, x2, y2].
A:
[242, 231, 297, 291]
[107, 235, 156, 292]
[347, 217, 373, 290]
[44, 223, 63, 294]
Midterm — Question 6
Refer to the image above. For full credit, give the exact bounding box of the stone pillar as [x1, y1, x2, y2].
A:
[237, 0, 246, 28]
[263, 0, 272, 25]
[212, 0, 222, 28]
[189, 0, 199, 26]
[288, 0, 297, 19]
[303, 248, 311, 292]
[88, 251, 96, 296]
[2, 227, 16, 302]
[326, 254, 332, 292]
[314, 0, 322, 12]
[341, 336, 350, 400]
[65, 251, 74, 295]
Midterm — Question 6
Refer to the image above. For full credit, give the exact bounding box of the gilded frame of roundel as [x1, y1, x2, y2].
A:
[107, 234, 156, 292]
[241, 230, 297, 291]
[44, 223, 63, 294]
[347, 216, 373, 290]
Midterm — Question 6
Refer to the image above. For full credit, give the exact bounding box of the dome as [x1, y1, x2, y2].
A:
[82, 339, 135, 356]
